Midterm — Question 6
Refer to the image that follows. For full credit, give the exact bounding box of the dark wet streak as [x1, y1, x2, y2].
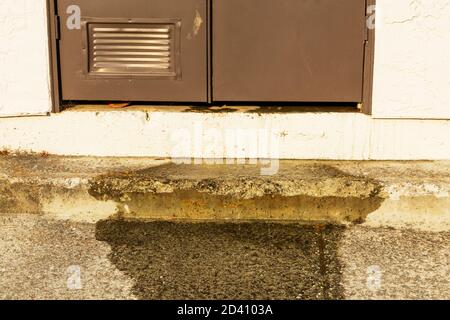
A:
[96, 220, 346, 300]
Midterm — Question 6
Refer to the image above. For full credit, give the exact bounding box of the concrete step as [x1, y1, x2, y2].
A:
[0, 155, 449, 231]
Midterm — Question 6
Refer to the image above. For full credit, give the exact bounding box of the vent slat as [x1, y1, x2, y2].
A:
[93, 27, 169, 33]
[94, 39, 170, 44]
[94, 62, 170, 69]
[94, 57, 170, 63]
[94, 33, 170, 39]
[94, 45, 170, 50]
[94, 51, 170, 57]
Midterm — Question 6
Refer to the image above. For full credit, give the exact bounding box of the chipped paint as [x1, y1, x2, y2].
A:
[187, 9, 203, 40]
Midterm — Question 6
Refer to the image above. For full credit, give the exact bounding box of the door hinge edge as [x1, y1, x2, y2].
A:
[54, 15, 61, 40]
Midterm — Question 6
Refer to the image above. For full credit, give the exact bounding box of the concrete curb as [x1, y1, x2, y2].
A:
[0, 155, 449, 231]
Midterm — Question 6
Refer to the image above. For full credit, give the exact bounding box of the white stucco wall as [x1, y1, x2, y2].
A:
[0, 0, 51, 117]
[372, 0, 450, 119]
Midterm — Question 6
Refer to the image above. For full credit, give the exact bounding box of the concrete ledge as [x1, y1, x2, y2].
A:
[0, 155, 448, 231]
[0, 107, 449, 160]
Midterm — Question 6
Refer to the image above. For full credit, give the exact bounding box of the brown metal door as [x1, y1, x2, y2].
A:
[57, 0, 208, 102]
[213, 0, 366, 102]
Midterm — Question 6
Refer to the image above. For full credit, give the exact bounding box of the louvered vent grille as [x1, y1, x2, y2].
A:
[84, 21, 180, 78]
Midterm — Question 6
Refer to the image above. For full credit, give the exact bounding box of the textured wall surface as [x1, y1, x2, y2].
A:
[0, 0, 51, 117]
[372, 0, 450, 119]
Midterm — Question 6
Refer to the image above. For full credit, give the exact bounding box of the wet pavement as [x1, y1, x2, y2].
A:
[96, 220, 345, 300]
[0, 214, 449, 300]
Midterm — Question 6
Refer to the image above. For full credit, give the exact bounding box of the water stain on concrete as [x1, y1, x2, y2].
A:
[245, 106, 357, 114]
[0, 158, 385, 224]
[95, 220, 346, 300]
[0, 180, 42, 213]
[180, 105, 357, 114]
[182, 106, 240, 113]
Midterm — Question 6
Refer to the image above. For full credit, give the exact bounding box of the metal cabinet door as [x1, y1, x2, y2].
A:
[213, 0, 366, 102]
[57, 0, 208, 102]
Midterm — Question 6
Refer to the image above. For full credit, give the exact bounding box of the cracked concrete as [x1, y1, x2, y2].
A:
[0, 155, 449, 230]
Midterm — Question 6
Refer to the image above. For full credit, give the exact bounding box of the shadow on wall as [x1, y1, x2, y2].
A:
[95, 220, 346, 300]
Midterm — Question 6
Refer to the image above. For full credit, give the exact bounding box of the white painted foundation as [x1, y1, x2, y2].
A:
[0, 109, 448, 160]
